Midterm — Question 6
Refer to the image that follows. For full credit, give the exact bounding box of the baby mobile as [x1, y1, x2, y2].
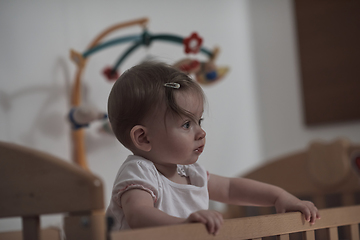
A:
[68, 17, 229, 170]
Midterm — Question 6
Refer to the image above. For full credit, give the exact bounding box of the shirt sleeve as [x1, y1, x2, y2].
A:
[112, 159, 159, 208]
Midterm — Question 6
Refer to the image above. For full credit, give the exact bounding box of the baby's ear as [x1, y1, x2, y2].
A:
[130, 125, 151, 152]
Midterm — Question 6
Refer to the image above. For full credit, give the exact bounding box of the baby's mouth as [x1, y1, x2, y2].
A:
[195, 145, 204, 153]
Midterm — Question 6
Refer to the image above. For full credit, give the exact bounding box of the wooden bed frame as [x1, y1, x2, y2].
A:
[223, 138, 360, 240]
[224, 138, 360, 219]
[1, 140, 360, 240]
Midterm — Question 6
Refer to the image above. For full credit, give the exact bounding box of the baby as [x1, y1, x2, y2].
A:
[106, 61, 320, 235]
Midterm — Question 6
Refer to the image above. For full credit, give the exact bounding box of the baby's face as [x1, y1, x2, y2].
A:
[145, 91, 206, 167]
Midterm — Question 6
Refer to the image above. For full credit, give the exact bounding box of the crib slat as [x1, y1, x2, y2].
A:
[328, 227, 338, 240]
[302, 230, 315, 240]
[350, 224, 360, 240]
[277, 234, 289, 240]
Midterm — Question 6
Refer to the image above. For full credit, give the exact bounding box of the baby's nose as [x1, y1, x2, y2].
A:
[196, 128, 206, 140]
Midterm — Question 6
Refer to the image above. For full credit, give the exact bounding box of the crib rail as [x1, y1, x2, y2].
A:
[111, 205, 360, 240]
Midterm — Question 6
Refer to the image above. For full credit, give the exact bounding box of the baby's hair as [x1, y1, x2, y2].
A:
[108, 61, 205, 149]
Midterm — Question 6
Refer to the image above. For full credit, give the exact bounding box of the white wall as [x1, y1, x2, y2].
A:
[247, 0, 360, 160]
[1, 0, 359, 233]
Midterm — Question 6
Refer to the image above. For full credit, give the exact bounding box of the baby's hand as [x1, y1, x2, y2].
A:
[275, 192, 320, 225]
[185, 210, 224, 235]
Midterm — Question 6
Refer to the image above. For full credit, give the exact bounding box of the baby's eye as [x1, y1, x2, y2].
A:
[182, 121, 191, 129]
[198, 118, 204, 126]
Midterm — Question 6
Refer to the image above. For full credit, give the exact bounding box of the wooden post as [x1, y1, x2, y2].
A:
[350, 224, 360, 240]
[302, 230, 315, 240]
[277, 234, 290, 240]
[328, 227, 339, 240]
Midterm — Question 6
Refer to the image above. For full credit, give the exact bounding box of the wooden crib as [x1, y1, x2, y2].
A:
[224, 138, 360, 219]
[223, 138, 360, 240]
[1, 140, 360, 240]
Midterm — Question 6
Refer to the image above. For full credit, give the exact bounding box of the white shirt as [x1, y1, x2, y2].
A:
[106, 155, 209, 230]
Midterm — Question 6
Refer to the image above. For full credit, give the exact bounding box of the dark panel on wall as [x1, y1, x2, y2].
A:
[294, 0, 360, 126]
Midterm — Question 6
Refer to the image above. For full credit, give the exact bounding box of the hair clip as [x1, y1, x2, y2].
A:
[164, 83, 180, 89]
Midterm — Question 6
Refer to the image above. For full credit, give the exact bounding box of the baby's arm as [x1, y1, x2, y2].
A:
[208, 174, 320, 225]
[121, 189, 223, 235]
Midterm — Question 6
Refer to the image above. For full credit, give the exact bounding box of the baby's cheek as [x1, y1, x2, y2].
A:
[169, 138, 189, 153]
